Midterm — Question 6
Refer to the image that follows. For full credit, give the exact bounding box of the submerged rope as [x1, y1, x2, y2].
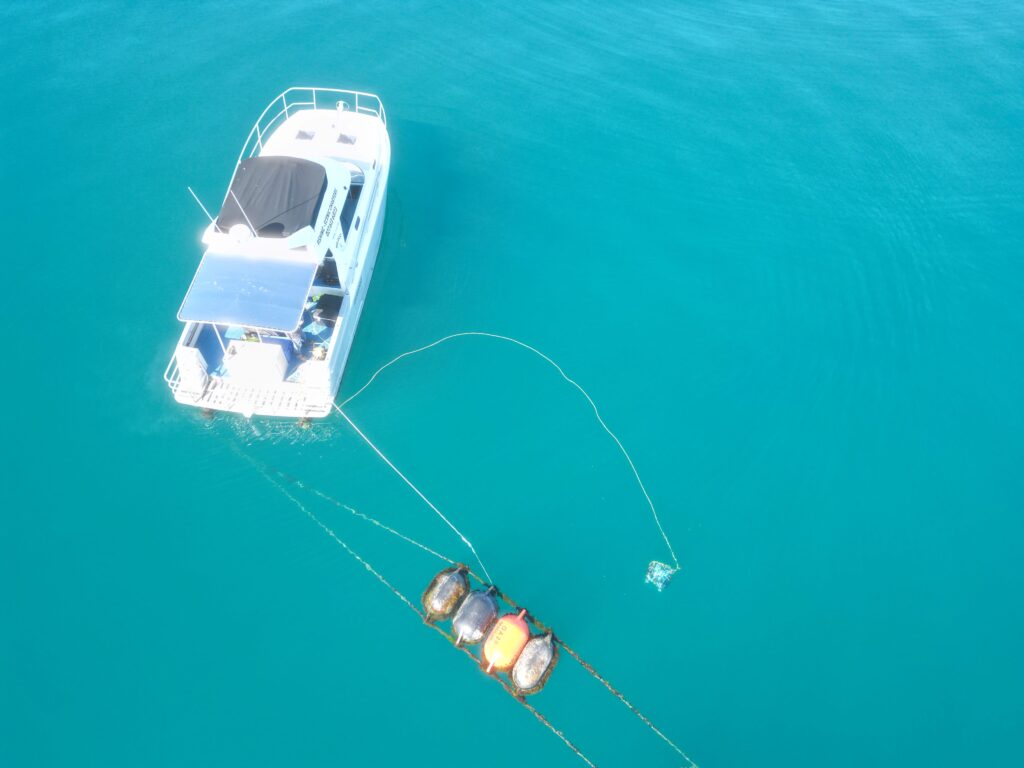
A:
[334, 403, 494, 583]
[421, 618, 598, 767]
[306, 486, 455, 565]
[236, 448, 692, 765]
[339, 331, 681, 573]
[484, 584, 697, 767]
[242, 449, 693, 767]
[253, 465, 596, 767]
[234, 450, 457, 567]
[556, 643, 693, 765]
[270, 478, 422, 617]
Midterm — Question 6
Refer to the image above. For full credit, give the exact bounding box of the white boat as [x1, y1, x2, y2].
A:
[165, 87, 390, 419]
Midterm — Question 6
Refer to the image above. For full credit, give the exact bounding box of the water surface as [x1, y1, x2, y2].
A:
[2, 2, 1022, 765]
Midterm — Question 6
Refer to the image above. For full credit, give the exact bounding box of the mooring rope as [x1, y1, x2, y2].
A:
[339, 331, 680, 573]
[244, 449, 693, 766]
[271, 478, 423, 617]
[421, 619, 598, 768]
[236, 445, 692, 765]
[307, 486, 456, 565]
[483, 583, 697, 767]
[554, 643, 693, 766]
[334, 403, 494, 583]
[235, 444, 692, 765]
[233, 451, 459, 567]
[254, 466, 597, 767]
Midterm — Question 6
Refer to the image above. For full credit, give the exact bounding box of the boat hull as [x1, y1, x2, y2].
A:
[165, 89, 391, 420]
[169, 185, 388, 420]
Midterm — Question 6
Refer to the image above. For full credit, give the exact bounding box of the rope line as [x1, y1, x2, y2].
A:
[253, 466, 597, 767]
[334, 403, 493, 583]
[306, 486, 456, 565]
[556, 642, 694, 766]
[236, 449, 691, 765]
[233, 449, 459, 568]
[421, 620, 598, 767]
[483, 583, 697, 767]
[339, 331, 680, 571]
[271, 479, 423, 617]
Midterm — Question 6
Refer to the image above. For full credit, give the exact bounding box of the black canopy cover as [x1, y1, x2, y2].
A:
[217, 156, 328, 238]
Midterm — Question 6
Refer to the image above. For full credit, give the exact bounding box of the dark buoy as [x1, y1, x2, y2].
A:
[200, 408, 216, 421]
[451, 586, 499, 645]
[421, 565, 469, 622]
[511, 632, 558, 695]
[298, 417, 311, 430]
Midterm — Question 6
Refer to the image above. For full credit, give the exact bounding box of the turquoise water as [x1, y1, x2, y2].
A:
[3, 1, 1023, 765]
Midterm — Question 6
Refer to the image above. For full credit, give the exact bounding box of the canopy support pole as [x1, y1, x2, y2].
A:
[211, 323, 227, 354]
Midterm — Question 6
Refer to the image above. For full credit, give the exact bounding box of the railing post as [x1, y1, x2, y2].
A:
[212, 323, 227, 354]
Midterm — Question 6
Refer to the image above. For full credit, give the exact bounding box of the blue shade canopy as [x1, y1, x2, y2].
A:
[178, 252, 318, 331]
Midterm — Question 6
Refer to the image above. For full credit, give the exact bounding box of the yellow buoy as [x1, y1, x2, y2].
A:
[482, 610, 530, 674]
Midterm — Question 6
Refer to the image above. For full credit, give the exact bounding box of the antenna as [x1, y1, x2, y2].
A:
[229, 189, 258, 237]
[187, 186, 223, 232]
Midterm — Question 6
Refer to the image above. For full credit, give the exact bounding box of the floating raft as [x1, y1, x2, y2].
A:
[421, 565, 559, 696]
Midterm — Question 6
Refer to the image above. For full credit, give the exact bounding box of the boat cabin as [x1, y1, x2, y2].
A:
[175, 154, 362, 394]
[165, 88, 389, 418]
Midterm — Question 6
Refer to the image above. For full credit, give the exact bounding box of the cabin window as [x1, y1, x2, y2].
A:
[315, 255, 340, 287]
[296, 129, 316, 140]
[339, 183, 363, 238]
[337, 133, 357, 145]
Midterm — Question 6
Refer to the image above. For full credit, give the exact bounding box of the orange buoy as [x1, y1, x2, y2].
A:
[482, 610, 531, 674]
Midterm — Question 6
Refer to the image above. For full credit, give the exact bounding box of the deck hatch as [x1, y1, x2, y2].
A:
[177, 252, 318, 332]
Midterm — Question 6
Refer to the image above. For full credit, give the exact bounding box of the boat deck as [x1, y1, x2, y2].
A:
[165, 88, 388, 419]
[182, 376, 335, 418]
[191, 293, 342, 382]
[170, 292, 344, 417]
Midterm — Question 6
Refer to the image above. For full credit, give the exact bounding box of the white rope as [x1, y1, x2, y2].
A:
[334, 403, 494, 583]
[242, 451, 691, 764]
[340, 331, 680, 572]
[254, 461, 599, 768]
[231, 438, 683, 763]
[305, 486, 457, 566]
[261, 471, 424, 617]
[233, 448, 460, 567]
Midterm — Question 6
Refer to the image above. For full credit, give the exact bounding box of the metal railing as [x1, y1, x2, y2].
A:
[164, 351, 333, 417]
[237, 87, 386, 168]
[165, 87, 388, 411]
[212, 87, 386, 225]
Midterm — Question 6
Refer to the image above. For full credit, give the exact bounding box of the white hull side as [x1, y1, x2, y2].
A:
[326, 184, 388, 399]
